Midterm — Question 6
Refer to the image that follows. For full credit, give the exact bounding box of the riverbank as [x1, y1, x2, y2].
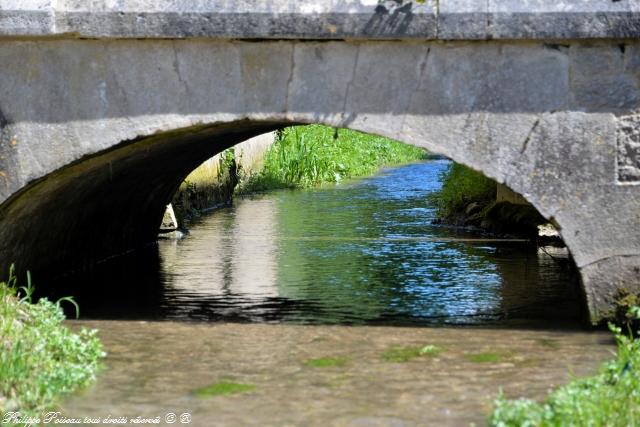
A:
[0, 267, 104, 416]
[431, 163, 551, 239]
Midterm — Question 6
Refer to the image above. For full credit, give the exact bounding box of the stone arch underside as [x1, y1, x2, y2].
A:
[0, 39, 639, 323]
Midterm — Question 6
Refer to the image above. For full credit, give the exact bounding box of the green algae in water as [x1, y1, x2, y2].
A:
[194, 381, 256, 397]
[382, 345, 443, 362]
[304, 357, 347, 368]
[465, 352, 502, 363]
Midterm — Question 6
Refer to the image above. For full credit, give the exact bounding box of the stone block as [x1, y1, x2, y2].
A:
[407, 43, 568, 115]
[569, 44, 640, 112]
[288, 42, 357, 117]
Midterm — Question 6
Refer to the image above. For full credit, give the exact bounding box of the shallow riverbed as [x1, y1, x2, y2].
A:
[62, 321, 614, 426]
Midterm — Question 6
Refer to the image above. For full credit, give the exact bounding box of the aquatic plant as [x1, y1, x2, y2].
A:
[465, 352, 502, 363]
[489, 307, 640, 426]
[0, 265, 105, 415]
[239, 124, 427, 191]
[194, 381, 256, 397]
[382, 345, 443, 362]
[304, 357, 348, 368]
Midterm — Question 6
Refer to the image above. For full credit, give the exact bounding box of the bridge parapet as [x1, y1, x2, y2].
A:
[1, 0, 640, 40]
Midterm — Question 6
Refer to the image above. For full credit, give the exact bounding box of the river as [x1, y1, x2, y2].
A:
[55, 160, 614, 426]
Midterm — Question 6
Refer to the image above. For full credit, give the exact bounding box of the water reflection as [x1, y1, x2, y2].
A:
[48, 160, 581, 325]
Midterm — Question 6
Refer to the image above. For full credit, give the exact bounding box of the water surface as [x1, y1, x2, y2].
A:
[56, 160, 581, 326]
[62, 321, 613, 426]
[52, 160, 611, 426]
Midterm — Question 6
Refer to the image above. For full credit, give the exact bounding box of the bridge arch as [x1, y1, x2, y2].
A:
[0, 38, 638, 323]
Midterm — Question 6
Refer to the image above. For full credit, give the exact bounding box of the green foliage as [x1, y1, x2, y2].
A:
[240, 125, 427, 191]
[194, 381, 256, 397]
[489, 307, 640, 427]
[431, 162, 496, 220]
[304, 357, 348, 368]
[382, 345, 443, 362]
[0, 266, 105, 415]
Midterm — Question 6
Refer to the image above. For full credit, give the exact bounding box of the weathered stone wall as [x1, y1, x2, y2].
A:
[171, 132, 275, 222]
[0, 1, 639, 322]
[183, 132, 275, 188]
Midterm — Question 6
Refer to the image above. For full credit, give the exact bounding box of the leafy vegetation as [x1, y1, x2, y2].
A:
[489, 307, 640, 427]
[430, 162, 496, 220]
[304, 357, 348, 368]
[240, 125, 427, 192]
[194, 381, 256, 397]
[382, 345, 443, 363]
[0, 266, 105, 415]
[613, 290, 640, 332]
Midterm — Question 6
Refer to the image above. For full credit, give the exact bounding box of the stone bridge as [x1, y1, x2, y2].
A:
[1, 0, 639, 323]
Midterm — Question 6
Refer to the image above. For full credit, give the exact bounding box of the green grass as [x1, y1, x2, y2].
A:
[304, 357, 348, 368]
[193, 381, 256, 397]
[240, 125, 427, 192]
[490, 307, 640, 427]
[382, 345, 443, 363]
[431, 162, 496, 220]
[0, 266, 105, 415]
[465, 352, 502, 363]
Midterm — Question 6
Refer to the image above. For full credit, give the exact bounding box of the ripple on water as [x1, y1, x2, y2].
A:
[48, 161, 581, 326]
[61, 321, 615, 427]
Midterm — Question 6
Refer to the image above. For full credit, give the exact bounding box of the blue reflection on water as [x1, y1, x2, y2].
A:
[52, 160, 581, 325]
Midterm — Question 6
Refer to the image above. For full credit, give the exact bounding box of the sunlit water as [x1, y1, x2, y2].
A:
[53, 160, 581, 325]
[50, 160, 615, 426]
